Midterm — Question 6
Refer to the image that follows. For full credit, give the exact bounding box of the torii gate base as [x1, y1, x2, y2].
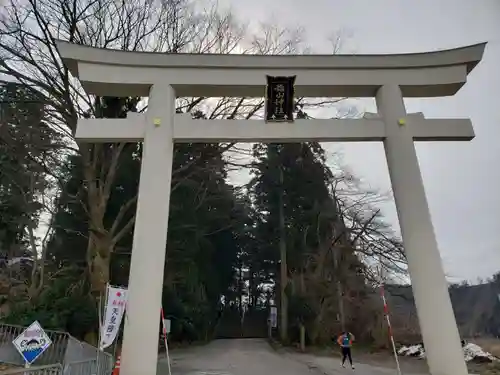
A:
[57, 41, 486, 375]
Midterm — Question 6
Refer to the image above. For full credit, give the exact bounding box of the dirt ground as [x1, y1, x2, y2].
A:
[356, 346, 500, 375]
[294, 343, 500, 375]
[470, 338, 500, 358]
[0, 363, 21, 372]
[307, 346, 430, 374]
[352, 350, 429, 373]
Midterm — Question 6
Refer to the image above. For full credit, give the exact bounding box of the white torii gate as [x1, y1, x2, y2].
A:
[56, 41, 486, 375]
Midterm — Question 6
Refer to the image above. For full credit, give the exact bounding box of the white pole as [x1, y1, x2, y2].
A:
[96, 284, 107, 375]
[120, 84, 175, 375]
[376, 84, 467, 375]
[389, 335, 402, 375]
[380, 285, 402, 375]
[378, 262, 401, 375]
[96, 299, 101, 375]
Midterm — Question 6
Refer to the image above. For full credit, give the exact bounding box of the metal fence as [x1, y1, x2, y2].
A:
[0, 324, 113, 375]
[63, 358, 114, 375]
[0, 364, 63, 374]
[0, 359, 114, 375]
[0, 325, 67, 366]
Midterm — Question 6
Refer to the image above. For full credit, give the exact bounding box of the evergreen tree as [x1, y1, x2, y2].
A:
[0, 82, 63, 303]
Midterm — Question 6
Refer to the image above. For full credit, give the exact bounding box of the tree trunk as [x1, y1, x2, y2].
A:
[88, 232, 113, 295]
[299, 324, 306, 352]
[309, 312, 322, 344]
[82, 143, 130, 296]
[278, 167, 288, 343]
[299, 271, 306, 351]
[85, 233, 112, 345]
[333, 246, 346, 331]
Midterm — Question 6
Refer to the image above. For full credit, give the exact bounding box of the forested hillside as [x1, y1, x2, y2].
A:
[386, 275, 500, 343]
[0, 0, 491, 352]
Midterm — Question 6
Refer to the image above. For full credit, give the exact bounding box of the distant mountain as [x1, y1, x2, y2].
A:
[385, 275, 500, 343]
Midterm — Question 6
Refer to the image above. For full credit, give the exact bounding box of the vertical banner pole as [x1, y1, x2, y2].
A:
[380, 284, 402, 375]
[161, 307, 172, 375]
[96, 285, 106, 375]
[378, 265, 402, 375]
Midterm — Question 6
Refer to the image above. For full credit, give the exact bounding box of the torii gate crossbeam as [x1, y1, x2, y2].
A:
[56, 40, 486, 375]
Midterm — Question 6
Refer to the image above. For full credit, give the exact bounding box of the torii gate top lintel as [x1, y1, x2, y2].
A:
[56, 40, 486, 98]
[60, 40, 487, 375]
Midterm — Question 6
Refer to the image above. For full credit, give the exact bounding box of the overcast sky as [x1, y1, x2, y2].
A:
[223, 0, 500, 282]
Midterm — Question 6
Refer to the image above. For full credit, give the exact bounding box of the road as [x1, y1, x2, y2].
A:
[158, 339, 317, 375]
[156, 339, 429, 375]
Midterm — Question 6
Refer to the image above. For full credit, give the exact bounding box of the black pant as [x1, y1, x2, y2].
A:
[341, 346, 352, 365]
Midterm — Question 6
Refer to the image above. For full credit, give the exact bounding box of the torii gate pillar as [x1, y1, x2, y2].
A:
[56, 40, 486, 375]
[120, 85, 176, 375]
[376, 84, 466, 375]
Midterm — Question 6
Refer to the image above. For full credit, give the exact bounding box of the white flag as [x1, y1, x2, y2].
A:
[99, 285, 128, 350]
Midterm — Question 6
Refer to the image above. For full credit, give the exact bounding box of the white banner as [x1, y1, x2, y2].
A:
[99, 285, 128, 350]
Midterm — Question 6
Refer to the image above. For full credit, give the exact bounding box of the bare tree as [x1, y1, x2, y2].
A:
[283, 164, 407, 344]
[0, 0, 340, 299]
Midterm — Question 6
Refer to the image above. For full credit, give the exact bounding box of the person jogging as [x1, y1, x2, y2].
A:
[337, 331, 355, 369]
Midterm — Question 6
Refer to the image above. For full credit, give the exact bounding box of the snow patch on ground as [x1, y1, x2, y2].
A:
[397, 342, 499, 363]
[398, 344, 425, 359]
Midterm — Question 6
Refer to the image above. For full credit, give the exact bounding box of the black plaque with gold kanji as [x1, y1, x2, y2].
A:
[265, 75, 295, 122]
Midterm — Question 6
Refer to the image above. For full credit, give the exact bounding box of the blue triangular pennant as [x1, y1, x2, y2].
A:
[22, 348, 44, 363]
